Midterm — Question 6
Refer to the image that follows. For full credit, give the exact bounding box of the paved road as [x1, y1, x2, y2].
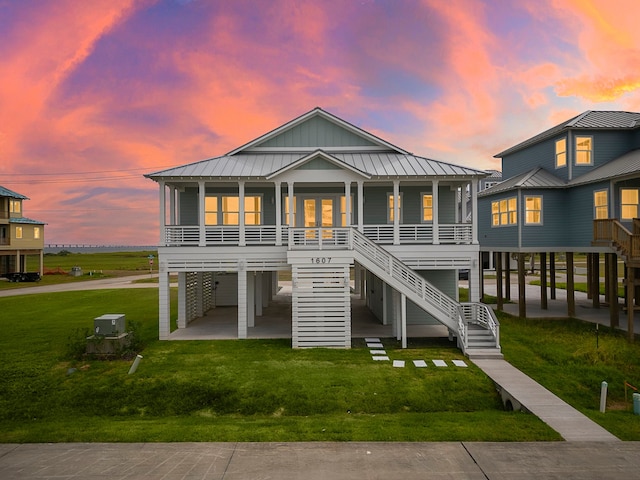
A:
[2, 441, 640, 479]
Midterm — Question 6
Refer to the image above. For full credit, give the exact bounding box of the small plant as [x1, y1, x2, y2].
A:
[65, 320, 144, 361]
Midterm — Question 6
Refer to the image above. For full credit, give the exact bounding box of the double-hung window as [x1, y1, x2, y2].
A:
[555, 138, 567, 168]
[387, 193, 402, 223]
[621, 188, 639, 220]
[525, 196, 542, 225]
[575, 136, 593, 165]
[421, 194, 433, 222]
[491, 197, 517, 226]
[9, 199, 21, 215]
[34, 227, 41, 239]
[593, 190, 608, 219]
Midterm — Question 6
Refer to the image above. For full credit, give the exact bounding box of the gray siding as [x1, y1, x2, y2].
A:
[520, 189, 567, 247]
[572, 130, 634, 179]
[258, 116, 378, 149]
[477, 192, 519, 248]
[503, 136, 562, 180]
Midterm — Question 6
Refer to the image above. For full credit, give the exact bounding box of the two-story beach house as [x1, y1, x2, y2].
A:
[478, 111, 640, 339]
[0, 185, 45, 279]
[146, 108, 500, 356]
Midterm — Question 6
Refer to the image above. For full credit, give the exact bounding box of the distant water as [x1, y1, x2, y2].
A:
[44, 245, 157, 254]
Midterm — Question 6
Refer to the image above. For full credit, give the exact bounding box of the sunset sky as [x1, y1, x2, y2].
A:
[2, 0, 640, 245]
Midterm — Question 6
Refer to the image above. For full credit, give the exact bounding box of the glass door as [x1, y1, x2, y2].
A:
[303, 197, 335, 239]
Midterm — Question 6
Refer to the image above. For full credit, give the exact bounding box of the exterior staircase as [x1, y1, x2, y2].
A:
[288, 227, 502, 357]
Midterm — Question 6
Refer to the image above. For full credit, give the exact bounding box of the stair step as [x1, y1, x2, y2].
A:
[465, 348, 504, 360]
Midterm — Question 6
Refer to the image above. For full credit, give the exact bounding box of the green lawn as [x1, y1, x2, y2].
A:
[0, 288, 558, 442]
[1, 272, 639, 442]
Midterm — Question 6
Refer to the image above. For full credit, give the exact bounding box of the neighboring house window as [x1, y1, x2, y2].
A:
[10, 199, 21, 214]
[387, 193, 402, 223]
[594, 190, 608, 219]
[15, 226, 23, 239]
[491, 197, 517, 226]
[575, 136, 593, 165]
[421, 194, 433, 222]
[525, 196, 542, 224]
[621, 188, 639, 220]
[555, 138, 567, 168]
[34, 227, 40, 239]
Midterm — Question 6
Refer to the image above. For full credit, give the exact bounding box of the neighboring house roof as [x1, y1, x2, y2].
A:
[495, 111, 640, 158]
[0, 185, 28, 199]
[9, 217, 46, 225]
[568, 148, 640, 186]
[147, 108, 488, 181]
[478, 167, 565, 196]
[484, 169, 502, 179]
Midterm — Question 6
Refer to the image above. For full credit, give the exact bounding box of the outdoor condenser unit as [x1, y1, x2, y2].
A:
[94, 314, 126, 336]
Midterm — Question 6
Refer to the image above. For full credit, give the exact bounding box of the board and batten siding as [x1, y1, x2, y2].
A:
[257, 116, 379, 149]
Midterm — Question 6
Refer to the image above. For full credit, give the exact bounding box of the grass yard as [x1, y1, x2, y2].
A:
[0, 288, 559, 443]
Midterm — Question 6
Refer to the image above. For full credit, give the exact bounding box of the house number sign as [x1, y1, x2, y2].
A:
[310, 257, 332, 264]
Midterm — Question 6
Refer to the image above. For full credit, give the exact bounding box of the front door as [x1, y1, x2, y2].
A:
[303, 197, 335, 238]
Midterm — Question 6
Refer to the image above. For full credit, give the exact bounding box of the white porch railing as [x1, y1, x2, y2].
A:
[163, 223, 473, 246]
[458, 302, 500, 351]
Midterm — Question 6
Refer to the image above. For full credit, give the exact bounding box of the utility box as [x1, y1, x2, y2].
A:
[94, 314, 126, 337]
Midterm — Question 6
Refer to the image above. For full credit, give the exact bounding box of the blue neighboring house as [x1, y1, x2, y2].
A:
[478, 111, 640, 339]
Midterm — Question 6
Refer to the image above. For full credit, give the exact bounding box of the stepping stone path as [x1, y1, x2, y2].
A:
[367, 338, 468, 369]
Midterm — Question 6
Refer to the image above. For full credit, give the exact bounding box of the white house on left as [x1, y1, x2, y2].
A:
[145, 108, 501, 357]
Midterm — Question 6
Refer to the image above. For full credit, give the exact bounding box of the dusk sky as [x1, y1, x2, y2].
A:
[2, 0, 640, 245]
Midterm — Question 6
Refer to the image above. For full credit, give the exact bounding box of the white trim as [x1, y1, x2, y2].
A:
[575, 135, 594, 166]
[265, 149, 371, 180]
[524, 195, 543, 225]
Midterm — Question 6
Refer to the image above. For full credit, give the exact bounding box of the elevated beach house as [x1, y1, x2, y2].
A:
[146, 107, 500, 356]
[0, 185, 45, 279]
[478, 111, 640, 340]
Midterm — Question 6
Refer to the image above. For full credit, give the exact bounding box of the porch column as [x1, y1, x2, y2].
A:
[247, 272, 255, 328]
[169, 185, 176, 225]
[158, 261, 170, 340]
[460, 184, 467, 224]
[255, 272, 263, 317]
[158, 180, 166, 245]
[178, 272, 187, 328]
[357, 181, 364, 232]
[471, 179, 478, 244]
[238, 181, 245, 247]
[196, 272, 204, 317]
[39, 250, 44, 276]
[393, 180, 400, 245]
[275, 181, 282, 246]
[238, 261, 247, 338]
[401, 292, 407, 349]
[288, 182, 295, 243]
[344, 181, 351, 226]
[198, 180, 206, 247]
[432, 180, 439, 245]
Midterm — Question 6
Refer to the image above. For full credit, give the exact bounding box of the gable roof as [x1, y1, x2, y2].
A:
[0, 185, 28, 199]
[146, 108, 488, 181]
[568, 148, 640, 186]
[495, 111, 640, 158]
[228, 107, 409, 155]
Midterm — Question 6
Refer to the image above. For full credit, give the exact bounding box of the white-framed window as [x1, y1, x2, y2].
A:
[205, 195, 262, 225]
[621, 188, 639, 220]
[15, 226, 23, 239]
[491, 197, 517, 226]
[284, 195, 296, 226]
[340, 196, 354, 226]
[9, 199, 21, 214]
[421, 193, 433, 222]
[34, 226, 41, 239]
[575, 136, 593, 165]
[387, 193, 402, 223]
[525, 196, 542, 224]
[594, 190, 608, 219]
[555, 138, 567, 168]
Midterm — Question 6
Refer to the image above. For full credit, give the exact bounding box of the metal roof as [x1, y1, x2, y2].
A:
[147, 151, 487, 180]
[0, 185, 28, 199]
[568, 148, 640, 186]
[478, 167, 565, 196]
[9, 217, 45, 225]
[495, 111, 640, 158]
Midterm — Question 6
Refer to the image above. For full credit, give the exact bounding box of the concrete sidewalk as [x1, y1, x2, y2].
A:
[2, 442, 640, 479]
